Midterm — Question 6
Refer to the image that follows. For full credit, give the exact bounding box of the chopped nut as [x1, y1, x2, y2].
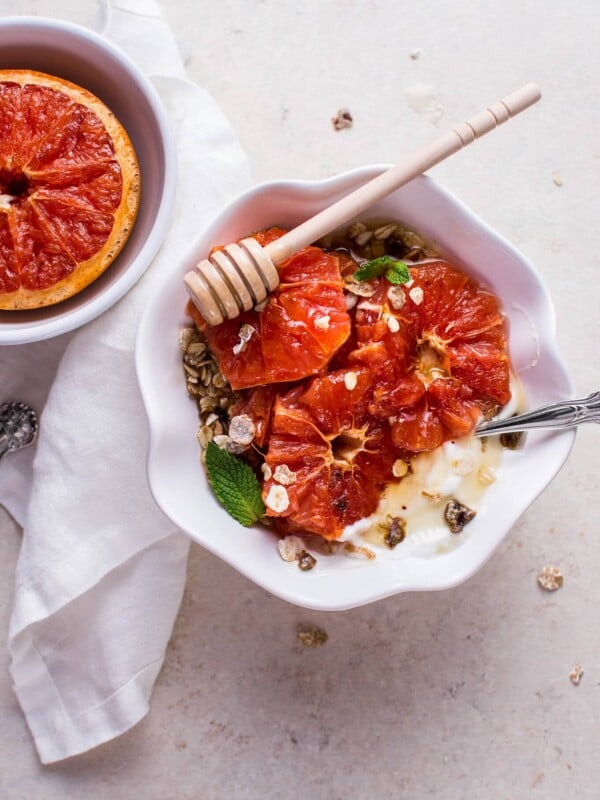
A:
[387, 285, 406, 310]
[297, 626, 328, 646]
[537, 565, 563, 591]
[569, 664, 583, 685]
[384, 516, 406, 548]
[232, 323, 256, 356]
[409, 48, 422, 60]
[228, 414, 255, 446]
[265, 484, 290, 513]
[344, 371, 358, 391]
[477, 465, 497, 485]
[348, 221, 367, 239]
[298, 550, 317, 571]
[552, 170, 563, 187]
[273, 464, 297, 486]
[385, 313, 400, 333]
[392, 459, 410, 478]
[355, 230, 373, 247]
[500, 430, 523, 449]
[277, 535, 304, 562]
[314, 314, 330, 331]
[409, 286, 424, 305]
[332, 107, 353, 131]
[213, 434, 230, 449]
[444, 499, 476, 533]
[261, 462, 272, 481]
[374, 223, 397, 240]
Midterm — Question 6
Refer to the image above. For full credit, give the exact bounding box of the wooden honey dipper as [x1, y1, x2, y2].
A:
[185, 83, 541, 326]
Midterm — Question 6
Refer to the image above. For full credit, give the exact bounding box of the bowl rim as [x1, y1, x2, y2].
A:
[0, 15, 177, 345]
[136, 165, 576, 610]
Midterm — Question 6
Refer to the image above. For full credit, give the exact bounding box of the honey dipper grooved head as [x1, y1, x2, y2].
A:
[184, 239, 280, 326]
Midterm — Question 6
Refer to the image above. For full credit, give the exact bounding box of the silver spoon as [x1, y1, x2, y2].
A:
[475, 391, 600, 437]
[0, 401, 38, 460]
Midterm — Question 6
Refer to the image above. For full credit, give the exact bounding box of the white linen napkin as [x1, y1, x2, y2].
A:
[0, 0, 250, 763]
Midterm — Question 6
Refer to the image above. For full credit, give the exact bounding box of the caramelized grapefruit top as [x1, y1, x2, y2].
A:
[0, 69, 140, 310]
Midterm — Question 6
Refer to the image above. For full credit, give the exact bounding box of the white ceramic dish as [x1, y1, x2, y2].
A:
[136, 166, 575, 610]
[0, 16, 176, 345]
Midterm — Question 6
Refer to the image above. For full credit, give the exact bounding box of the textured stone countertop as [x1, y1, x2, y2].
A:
[1, 1, 599, 798]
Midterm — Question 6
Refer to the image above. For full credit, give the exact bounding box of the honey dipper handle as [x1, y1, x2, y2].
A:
[264, 83, 541, 265]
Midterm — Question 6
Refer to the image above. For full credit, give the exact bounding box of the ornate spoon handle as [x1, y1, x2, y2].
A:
[475, 391, 600, 437]
[0, 401, 38, 460]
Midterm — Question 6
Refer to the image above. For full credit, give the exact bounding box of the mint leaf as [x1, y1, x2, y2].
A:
[385, 262, 410, 284]
[353, 259, 388, 282]
[205, 441, 265, 527]
[354, 256, 409, 284]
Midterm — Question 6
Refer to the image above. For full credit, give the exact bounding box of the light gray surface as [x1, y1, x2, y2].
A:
[1, 0, 599, 797]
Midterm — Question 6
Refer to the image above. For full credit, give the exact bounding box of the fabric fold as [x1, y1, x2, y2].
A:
[1, 1, 250, 763]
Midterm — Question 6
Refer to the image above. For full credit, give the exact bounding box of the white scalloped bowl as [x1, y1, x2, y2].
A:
[136, 167, 575, 610]
[0, 16, 176, 344]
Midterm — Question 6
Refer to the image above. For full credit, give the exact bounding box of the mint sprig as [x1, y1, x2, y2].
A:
[354, 256, 410, 285]
[205, 441, 265, 526]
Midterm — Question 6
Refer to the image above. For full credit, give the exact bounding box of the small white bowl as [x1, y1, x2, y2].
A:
[0, 17, 176, 345]
[136, 167, 575, 610]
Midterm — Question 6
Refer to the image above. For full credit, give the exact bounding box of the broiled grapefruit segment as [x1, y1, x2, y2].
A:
[0, 69, 140, 310]
[263, 370, 396, 539]
[338, 262, 510, 453]
[194, 228, 351, 390]
[0, 213, 18, 292]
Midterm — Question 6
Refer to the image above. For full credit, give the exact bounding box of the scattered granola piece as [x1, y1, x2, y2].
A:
[298, 550, 317, 571]
[265, 484, 290, 513]
[384, 516, 406, 548]
[385, 313, 400, 333]
[273, 464, 297, 486]
[232, 323, 256, 355]
[228, 414, 256, 446]
[387, 285, 406, 310]
[409, 286, 424, 305]
[409, 48, 422, 60]
[452, 455, 475, 476]
[343, 542, 376, 560]
[392, 459, 410, 478]
[297, 626, 328, 646]
[374, 223, 397, 240]
[344, 279, 376, 297]
[345, 292, 358, 311]
[569, 664, 583, 686]
[477, 465, 497, 485]
[537, 565, 563, 591]
[500, 430, 523, 449]
[332, 107, 353, 131]
[422, 488, 444, 503]
[344, 371, 358, 391]
[314, 314, 331, 331]
[277, 535, 304, 562]
[348, 221, 367, 239]
[552, 170, 564, 187]
[355, 230, 373, 247]
[444, 499, 476, 533]
[261, 462, 272, 481]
